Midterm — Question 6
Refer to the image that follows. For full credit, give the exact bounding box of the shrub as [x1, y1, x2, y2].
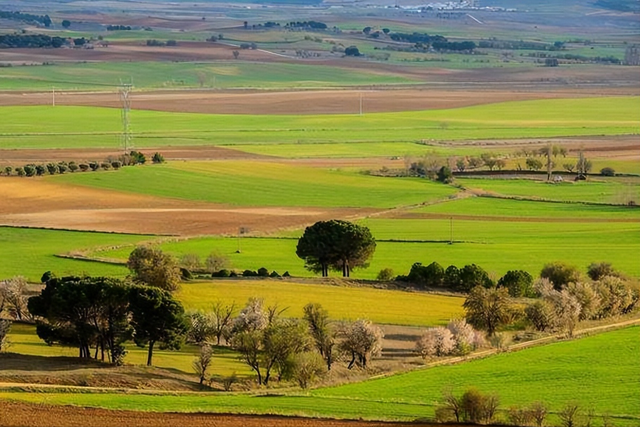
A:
[89, 161, 99, 171]
[282, 271, 291, 277]
[35, 164, 46, 176]
[269, 271, 280, 278]
[344, 45, 360, 56]
[205, 252, 230, 273]
[4, 166, 12, 175]
[111, 161, 122, 169]
[68, 162, 79, 172]
[525, 300, 555, 331]
[211, 269, 230, 278]
[600, 167, 615, 176]
[242, 269, 258, 277]
[221, 372, 238, 391]
[46, 163, 58, 175]
[508, 405, 533, 426]
[461, 388, 499, 424]
[437, 165, 453, 183]
[257, 267, 269, 277]
[408, 262, 444, 287]
[291, 352, 326, 389]
[540, 261, 581, 289]
[587, 262, 618, 281]
[376, 268, 394, 281]
[23, 164, 36, 177]
[529, 401, 548, 427]
[100, 162, 111, 170]
[152, 152, 165, 164]
[559, 402, 580, 427]
[446, 318, 476, 355]
[497, 270, 534, 297]
[416, 327, 455, 358]
[15, 167, 25, 177]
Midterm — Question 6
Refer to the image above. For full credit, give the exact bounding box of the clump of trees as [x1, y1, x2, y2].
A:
[27, 274, 187, 366]
[401, 262, 494, 292]
[0, 33, 66, 48]
[416, 319, 485, 358]
[296, 220, 376, 277]
[437, 388, 500, 424]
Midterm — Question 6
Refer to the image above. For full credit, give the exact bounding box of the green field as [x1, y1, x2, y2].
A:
[458, 177, 640, 204]
[5, 323, 250, 376]
[410, 196, 640, 219]
[91, 214, 640, 279]
[0, 61, 415, 91]
[2, 327, 639, 424]
[51, 161, 458, 208]
[177, 280, 465, 326]
[0, 97, 636, 149]
[0, 227, 142, 282]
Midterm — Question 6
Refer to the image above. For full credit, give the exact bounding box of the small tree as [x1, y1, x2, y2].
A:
[437, 166, 453, 183]
[0, 319, 11, 351]
[338, 319, 383, 369]
[497, 270, 534, 297]
[211, 301, 236, 345]
[540, 261, 581, 290]
[303, 303, 335, 370]
[193, 344, 214, 385]
[587, 262, 618, 281]
[232, 50, 240, 59]
[129, 285, 188, 366]
[344, 46, 360, 56]
[181, 253, 201, 271]
[600, 167, 615, 176]
[152, 152, 165, 164]
[127, 246, 181, 292]
[559, 402, 580, 427]
[416, 327, 455, 358]
[525, 300, 556, 332]
[529, 401, 548, 427]
[376, 268, 394, 281]
[463, 286, 511, 336]
[291, 351, 325, 389]
[205, 251, 230, 273]
[61, 19, 71, 28]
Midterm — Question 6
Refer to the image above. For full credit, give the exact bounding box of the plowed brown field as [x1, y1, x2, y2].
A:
[0, 178, 376, 235]
[0, 401, 466, 427]
[1, 87, 636, 115]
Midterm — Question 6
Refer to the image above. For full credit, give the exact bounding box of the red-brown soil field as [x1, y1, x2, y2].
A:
[0, 401, 473, 427]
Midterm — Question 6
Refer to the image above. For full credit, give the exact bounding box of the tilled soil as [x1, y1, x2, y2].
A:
[0, 401, 463, 427]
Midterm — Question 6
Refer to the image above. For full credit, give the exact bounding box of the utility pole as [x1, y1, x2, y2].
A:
[119, 82, 133, 152]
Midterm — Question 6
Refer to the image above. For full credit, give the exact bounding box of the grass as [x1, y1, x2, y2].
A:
[409, 196, 640, 219]
[2, 327, 638, 424]
[91, 212, 640, 279]
[51, 161, 459, 208]
[0, 97, 637, 149]
[229, 141, 486, 158]
[177, 280, 465, 326]
[458, 177, 640, 204]
[0, 227, 144, 282]
[314, 326, 640, 421]
[5, 323, 250, 376]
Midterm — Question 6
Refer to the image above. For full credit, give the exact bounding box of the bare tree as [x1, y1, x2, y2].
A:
[0, 276, 30, 320]
[212, 301, 236, 345]
[192, 344, 214, 385]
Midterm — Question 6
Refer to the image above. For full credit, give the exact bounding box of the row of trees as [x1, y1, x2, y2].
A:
[1, 151, 164, 178]
[0, 33, 66, 48]
[463, 274, 638, 337]
[0, 11, 52, 27]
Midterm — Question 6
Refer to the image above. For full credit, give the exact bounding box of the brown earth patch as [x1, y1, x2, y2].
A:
[1, 86, 636, 115]
[0, 178, 376, 236]
[0, 401, 464, 427]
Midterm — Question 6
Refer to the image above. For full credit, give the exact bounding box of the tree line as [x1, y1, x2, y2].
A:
[0, 11, 51, 27]
[1, 151, 165, 177]
[0, 34, 66, 49]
